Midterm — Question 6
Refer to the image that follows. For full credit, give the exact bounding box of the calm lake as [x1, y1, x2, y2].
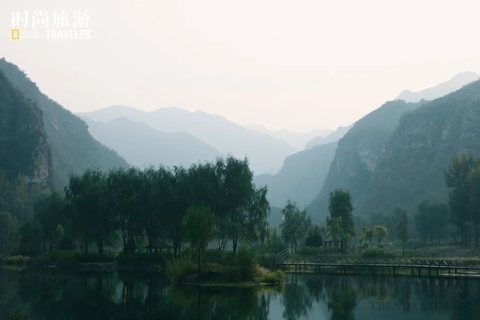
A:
[1, 268, 479, 320]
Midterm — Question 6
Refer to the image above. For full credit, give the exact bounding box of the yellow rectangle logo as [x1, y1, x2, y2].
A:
[11, 29, 20, 40]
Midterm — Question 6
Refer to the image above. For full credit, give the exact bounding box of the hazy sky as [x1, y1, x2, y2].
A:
[2, 0, 480, 132]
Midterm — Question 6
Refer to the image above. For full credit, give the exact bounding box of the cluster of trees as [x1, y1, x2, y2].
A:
[414, 201, 451, 245]
[279, 190, 357, 254]
[0, 174, 47, 256]
[16, 156, 270, 257]
[279, 201, 312, 252]
[3, 152, 480, 259]
[325, 189, 355, 252]
[445, 153, 480, 247]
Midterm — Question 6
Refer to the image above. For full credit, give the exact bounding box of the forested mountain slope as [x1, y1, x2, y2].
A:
[0, 59, 128, 190]
[308, 100, 423, 221]
[0, 69, 51, 186]
[358, 80, 480, 215]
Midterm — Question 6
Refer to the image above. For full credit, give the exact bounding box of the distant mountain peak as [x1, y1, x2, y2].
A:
[396, 71, 480, 103]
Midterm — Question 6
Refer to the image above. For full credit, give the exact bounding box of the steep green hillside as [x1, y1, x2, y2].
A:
[254, 142, 337, 208]
[0, 70, 51, 186]
[308, 100, 423, 222]
[82, 116, 221, 168]
[0, 59, 128, 190]
[358, 80, 480, 215]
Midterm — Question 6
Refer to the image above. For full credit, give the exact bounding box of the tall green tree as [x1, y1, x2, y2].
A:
[65, 169, 115, 254]
[397, 210, 409, 255]
[183, 205, 217, 274]
[35, 191, 66, 252]
[215, 156, 256, 255]
[444, 153, 477, 246]
[326, 189, 355, 253]
[280, 200, 311, 252]
[0, 211, 19, 255]
[305, 225, 323, 248]
[467, 164, 480, 247]
[107, 168, 143, 252]
[373, 225, 388, 246]
[415, 200, 450, 245]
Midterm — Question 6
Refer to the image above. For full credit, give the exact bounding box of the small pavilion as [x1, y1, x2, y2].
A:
[144, 240, 173, 254]
[323, 236, 348, 253]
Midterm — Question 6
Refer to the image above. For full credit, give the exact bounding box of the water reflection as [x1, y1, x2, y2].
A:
[1, 268, 480, 320]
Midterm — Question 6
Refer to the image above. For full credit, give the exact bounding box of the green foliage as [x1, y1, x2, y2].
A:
[327, 189, 355, 243]
[184, 205, 217, 273]
[305, 225, 323, 248]
[373, 225, 389, 245]
[397, 209, 409, 254]
[280, 200, 311, 252]
[0, 211, 19, 255]
[415, 200, 451, 244]
[296, 246, 323, 255]
[256, 267, 285, 284]
[360, 248, 397, 259]
[184, 205, 217, 251]
[234, 246, 258, 281]
[265, 228, 287, 254]
[165, 256, 194, 283]
[0, 173, 47, 224]
[1, 255, 30, 265]
[34, 191, 66, 252]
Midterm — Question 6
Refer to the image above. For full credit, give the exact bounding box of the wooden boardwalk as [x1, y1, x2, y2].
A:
[275, 251, 480, 277]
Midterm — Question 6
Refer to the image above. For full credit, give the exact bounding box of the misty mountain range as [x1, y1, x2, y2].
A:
[79, 106, 298, 175]
[76, 71, 479, 213]
[244, 124, 332, 150]
[1, 55, 479, 226]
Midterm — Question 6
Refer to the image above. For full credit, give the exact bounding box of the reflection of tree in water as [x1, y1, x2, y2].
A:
[165, 285, 273, 319]
[8, 271, 275, 320]
[15, 271, 118, 320]
[323, 275, 358, 320]
[0, 269, 23, 319]
[281, 275, 314, 320]
[304, 276, 325, 302]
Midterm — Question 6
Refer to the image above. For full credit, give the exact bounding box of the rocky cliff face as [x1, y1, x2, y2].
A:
[0, 69, 51, 186]
[357, 80, 480, 216]
[0, 58, 128, 190]
[308, 100, 423, 222]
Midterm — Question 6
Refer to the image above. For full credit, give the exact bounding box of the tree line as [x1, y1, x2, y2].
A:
[11, 156, 270, 257]
[278, 153, 480, 254]
[2, 152, 480, 258]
